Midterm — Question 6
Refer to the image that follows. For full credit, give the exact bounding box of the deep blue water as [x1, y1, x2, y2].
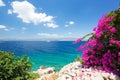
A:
[0, 41, 84, 71]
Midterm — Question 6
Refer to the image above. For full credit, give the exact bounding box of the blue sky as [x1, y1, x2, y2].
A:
[0, 0, 119, 41]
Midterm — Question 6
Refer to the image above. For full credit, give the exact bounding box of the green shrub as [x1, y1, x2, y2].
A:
[28, 72, 40, 80]
[0, 51, 33, 80]
[75, 55, 84, 64]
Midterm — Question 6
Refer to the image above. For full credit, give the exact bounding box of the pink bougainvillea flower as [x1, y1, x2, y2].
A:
[89, 39, 97, 47]
[105, 16, 115, 22]
[110, 27, 116, 33]
[117, 41, 120, 47]
[95, 31, 102, 38]
[97, 42, 103, 50]
[73, 38, 82, 44]
[118, 52, 120, 56]
[109, 39, 116, 44]
[77, 45, 83, 51]
[118, 52, 120, 62]
[93, 27, 97, 31]
[82, 49, 89, 61]
[77, 42, 89, 51]
[76, 10, 120, 76]
[105, 25, 112, 30]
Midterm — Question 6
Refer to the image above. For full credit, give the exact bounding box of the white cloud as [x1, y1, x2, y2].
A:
[21, 27, 27, 33]
[64, 21, 75, 27]
[0, 25, 6, 29]
[0, 0, 5, 7]
[0, 25, 15, 31]
[8, 9, 12, 14]
[4, 28, 9, 31]
[4, 28, 15, 31]
[69, 21, 74, 25]
[37, 33, 60, 38]
[10, 28, 15, 30]
[37, 33, 78, 41]
[10, 1, 58, 28]
[64, 25, 68, 27]
[22, 27, 27, 31]
[44, 23, 58, 28]
[68, 32, 72, 35]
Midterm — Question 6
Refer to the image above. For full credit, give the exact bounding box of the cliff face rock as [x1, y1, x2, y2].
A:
[35, 62, 120, 80]
[36, 73, 58, 80]
[34, 66, 58, 80]
[57, 62, 120, 80]
[35, 66, 55, 76]
[57, 61, 82, 80]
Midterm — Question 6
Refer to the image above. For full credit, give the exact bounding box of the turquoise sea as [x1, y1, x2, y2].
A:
[0, 41, 84, 71]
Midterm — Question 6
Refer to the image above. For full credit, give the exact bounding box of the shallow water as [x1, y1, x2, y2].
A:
[0, 41, 84, 71]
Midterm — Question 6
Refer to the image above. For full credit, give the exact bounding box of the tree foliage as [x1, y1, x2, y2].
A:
[0, 51, 37, 80]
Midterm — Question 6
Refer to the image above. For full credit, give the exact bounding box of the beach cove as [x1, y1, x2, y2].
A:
[0, 41, 83, 71]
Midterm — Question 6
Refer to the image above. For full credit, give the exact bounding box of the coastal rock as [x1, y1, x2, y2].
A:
[36, 73, 58, 80]
[57, 74, 72, 80]
[39, 66, 47, 69]
[59, 61, 82, 75]
[35, 62, 120, 80]
[35, 66, 58, 80]
[35, 66, 55, 76]
[57, 61, 120, 80]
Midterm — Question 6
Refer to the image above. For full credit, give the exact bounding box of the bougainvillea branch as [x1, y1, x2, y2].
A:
[76, 8, 120, 77]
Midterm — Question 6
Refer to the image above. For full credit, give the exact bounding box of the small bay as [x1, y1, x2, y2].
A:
[0, 41, 85, 71]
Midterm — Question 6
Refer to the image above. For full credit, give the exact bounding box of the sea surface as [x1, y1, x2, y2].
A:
[0, 41, 84, 71]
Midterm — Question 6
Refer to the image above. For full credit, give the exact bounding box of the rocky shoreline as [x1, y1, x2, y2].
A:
[34, 62, 120, 80]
